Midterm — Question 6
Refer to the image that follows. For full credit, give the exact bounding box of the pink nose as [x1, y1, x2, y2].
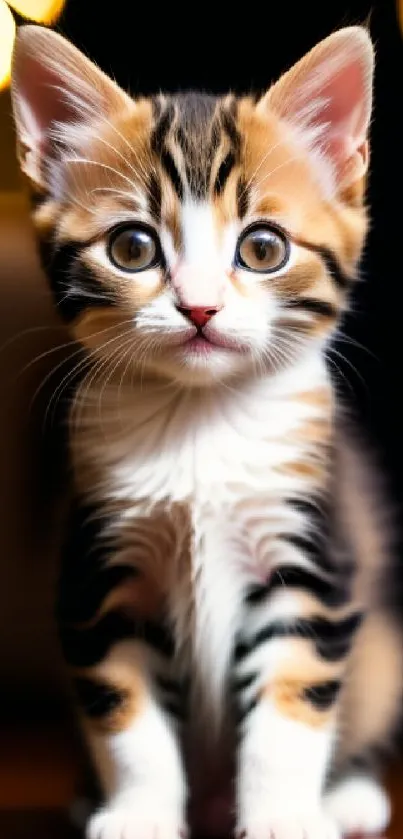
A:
[177, 306, 220, 328]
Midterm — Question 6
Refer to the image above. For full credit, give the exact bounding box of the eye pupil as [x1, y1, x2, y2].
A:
[254, 241, 268, 261]
[236, 225, 289, 274]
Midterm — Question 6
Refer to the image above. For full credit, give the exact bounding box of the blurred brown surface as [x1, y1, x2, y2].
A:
[0, 187, 73, 715]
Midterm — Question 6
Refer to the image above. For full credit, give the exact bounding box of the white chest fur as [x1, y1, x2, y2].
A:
[71, 354, 330, 712]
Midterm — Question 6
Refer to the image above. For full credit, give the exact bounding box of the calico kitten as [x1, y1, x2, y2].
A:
[11, 23, 403, 839]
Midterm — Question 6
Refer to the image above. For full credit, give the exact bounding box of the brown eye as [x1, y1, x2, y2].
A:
[108, 225, 161, 272]
[236, 225, 290, 273]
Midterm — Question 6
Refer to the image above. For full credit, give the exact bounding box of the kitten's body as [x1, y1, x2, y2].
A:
[11, 24, 403, 839]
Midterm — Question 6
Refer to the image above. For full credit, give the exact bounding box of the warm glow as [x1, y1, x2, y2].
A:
[399, 0, 403, 33]
[7, 0, 66, 23]
[0, 0, 16, 91]
[0, 0, 67, 92]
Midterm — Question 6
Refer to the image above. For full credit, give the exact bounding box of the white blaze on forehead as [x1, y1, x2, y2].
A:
[182, 201, 219, 264]
[172, 201, 230, 308]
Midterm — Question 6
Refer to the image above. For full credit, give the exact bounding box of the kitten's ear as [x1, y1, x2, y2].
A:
[11, 25, 132, 189]
[258, 27, 374, 195]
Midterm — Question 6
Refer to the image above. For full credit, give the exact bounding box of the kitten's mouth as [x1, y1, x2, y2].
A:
[183, 328, 246, 354]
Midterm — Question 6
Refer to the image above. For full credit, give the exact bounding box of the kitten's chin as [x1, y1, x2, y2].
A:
[144, 344, 253, 387]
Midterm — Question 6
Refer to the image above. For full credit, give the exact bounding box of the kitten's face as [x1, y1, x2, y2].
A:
[11, 27, 373, 386]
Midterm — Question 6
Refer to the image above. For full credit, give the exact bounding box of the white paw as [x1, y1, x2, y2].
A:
[87, 795, 186, 839]
[237, 808, 340, 839]
[324, 775, 391, 835]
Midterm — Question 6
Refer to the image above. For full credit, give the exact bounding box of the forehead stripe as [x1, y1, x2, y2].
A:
[151, 102, 184, 201]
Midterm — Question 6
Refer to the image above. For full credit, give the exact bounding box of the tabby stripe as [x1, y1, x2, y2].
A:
[281, 532, 334, 574]
[284, 298, 338, 319]
[234, 612, 362, 663]
[160, 148, 184, 199]
[40, 240, 114, 322]
[147, 171, 162, 221]
[221, 101, 241, 156]
[151, 102, 175, 152]
[73, 677, 127, 718]
[303, 679, 342, 710]
[245, 565, 348, 608]
[235, 695, 258, 724]
[292, 237, 352, 290]
[236, 178, 249, 218]
[232, 671, 258, 693]
[286, 497, 327, 524]
[59, 611, 174, 667]
[213, 151, 236, 195]
[151, 102, 184, 199]
[58, 564, 138, 625]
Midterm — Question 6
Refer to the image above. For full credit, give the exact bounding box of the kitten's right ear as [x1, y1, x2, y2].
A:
[11, 25, 132, 190]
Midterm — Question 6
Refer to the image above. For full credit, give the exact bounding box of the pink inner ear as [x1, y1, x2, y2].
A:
[17, 52, 77, 147]
[310, 58, 368, 168]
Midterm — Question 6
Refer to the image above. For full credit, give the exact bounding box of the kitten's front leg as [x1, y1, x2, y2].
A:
[234, 537, 361, 839]
[84, 651, 187, 839]
[58, 503, 187, 839]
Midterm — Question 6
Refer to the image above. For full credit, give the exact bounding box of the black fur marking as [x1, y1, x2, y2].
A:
[147, 171, 162, 221]
[281, 531, 338, 575]
[214, 151, 236, 195]
[73, 677, 127, 718]
[292, 237, 352, 290]
[221, 101, 241, 156]
[232, 671, 257, 692]
[151, 102, 175, 154]
[245, 565, 348, 609]
[59, 564, 138, 625]
[160, 148, 184, 199]
[234, 612, 362, 663]
[235, 695, 258, 724]
[284, 298, 337, 319]
[57, 503, 117, 623]
[303, 679, 342, 710]
[57, 502, 174, 667]
[39, 240, 115, 322]
[59, 611, 175, 667]
[151, 102, 184, 199]
[236, 178, 249, 218]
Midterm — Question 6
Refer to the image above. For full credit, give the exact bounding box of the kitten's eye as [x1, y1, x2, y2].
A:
[108, 225, 161, 272]
[236, 225, 289, 273]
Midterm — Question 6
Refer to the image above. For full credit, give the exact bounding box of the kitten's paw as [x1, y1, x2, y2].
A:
[237, 808, 340, 839]
[324, 775, 391, 835]
[87, 796, 186, 839]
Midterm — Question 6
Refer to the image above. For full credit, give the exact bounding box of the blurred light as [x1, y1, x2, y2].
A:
[0, 0, 66, 93]
[7, 0, 66, 23]
[0, 0, 16, 92]
[399, 0, 403, 34]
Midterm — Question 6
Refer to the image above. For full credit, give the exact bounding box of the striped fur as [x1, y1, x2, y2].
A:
[11, 24, 403, 839]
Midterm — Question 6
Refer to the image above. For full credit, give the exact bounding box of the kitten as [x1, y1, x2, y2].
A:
[11, 23, 403, 839]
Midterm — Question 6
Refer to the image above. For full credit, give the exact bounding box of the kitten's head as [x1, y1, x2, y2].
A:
[11, 25, 373, 386]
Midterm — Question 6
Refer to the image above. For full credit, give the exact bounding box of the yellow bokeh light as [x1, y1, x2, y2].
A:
[0, 0, 67, 92]
[0, 0, 16, 92]
[7, 0, 66, 24]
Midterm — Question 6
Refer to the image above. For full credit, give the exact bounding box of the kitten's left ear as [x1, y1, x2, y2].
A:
[257, 26, 374, 196]
[11, 25, 133, 189]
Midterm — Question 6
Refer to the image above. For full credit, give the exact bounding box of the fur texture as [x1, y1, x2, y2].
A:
[11, 23, 403, 839]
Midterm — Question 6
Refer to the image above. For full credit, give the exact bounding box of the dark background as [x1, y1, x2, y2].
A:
[51, 0, 403, 503]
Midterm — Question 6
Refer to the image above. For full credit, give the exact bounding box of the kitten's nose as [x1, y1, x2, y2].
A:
[176, 305, 221, 328]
